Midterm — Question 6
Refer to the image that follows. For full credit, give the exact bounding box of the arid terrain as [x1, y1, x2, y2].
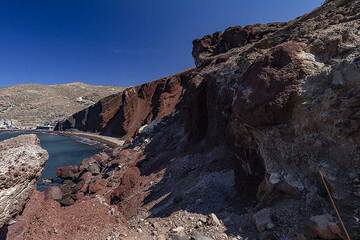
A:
[0, 82, 123, 129]
[1, 0, 360, 239]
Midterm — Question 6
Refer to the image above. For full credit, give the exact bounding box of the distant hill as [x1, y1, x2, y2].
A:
[0, 82, 123, 129]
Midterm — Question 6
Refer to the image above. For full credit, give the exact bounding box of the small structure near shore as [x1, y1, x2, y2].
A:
[36, 125, 55, 131]
[0, 119, 14, 130]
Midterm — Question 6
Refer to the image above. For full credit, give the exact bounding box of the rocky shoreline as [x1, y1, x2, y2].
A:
[3, 0, 360, 239]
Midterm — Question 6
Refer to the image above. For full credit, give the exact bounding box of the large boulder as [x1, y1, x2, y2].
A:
[0, 134, 48, 228]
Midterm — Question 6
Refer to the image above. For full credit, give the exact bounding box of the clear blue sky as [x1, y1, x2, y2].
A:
[0, 0, 323, 87]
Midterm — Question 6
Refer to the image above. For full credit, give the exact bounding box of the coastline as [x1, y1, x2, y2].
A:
[0, 129, 124, 149]
[57, 131, 124, 148]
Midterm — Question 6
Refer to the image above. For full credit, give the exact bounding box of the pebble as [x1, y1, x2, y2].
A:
[157, 235, 167, 240]
[171, 226, 185, 233]
[170, 234, 189, 240]
[208, 213, 221, 226]
[252, 208, 274, 232]
[152, 221, 160, 228]
[191, 232, 214, 240]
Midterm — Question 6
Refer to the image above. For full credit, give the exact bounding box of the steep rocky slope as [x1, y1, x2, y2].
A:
[12, 0, 360, 239]
[0, 82, 122, 129]
[55, 73, 188, 138]
[0, 135, 48, 228]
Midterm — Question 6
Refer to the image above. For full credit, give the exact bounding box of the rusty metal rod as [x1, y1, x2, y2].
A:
[319, 171, 352, 240]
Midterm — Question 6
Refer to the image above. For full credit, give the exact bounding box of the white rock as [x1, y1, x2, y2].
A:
[0, 135, 48, 228]
[171, 226, 185, 233]
[253, 208, 274, 232]
[208, 213, 221, 226]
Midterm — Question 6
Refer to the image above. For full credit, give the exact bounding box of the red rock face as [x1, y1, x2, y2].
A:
[111, 167, 141, 203]
[232, 42, 306, 127]
[57, 72, 190, 138]
[55, 93, 122, 133]
[192, 23, 286, 67]
[230, 42, 314, 193]
[102, 74, 185, 138]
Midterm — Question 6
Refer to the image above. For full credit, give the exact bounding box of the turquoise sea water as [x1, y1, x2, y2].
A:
[0, 131, 100, 191]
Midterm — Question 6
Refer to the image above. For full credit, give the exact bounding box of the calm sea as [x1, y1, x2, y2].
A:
[0, 131, 100, 191]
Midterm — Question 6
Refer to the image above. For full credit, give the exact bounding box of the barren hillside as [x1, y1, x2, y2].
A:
[0, 82, 123, 128]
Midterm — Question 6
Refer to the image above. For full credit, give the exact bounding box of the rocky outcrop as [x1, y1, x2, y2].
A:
[192, 23, 286, 67]
[16, 0, 360, 239]
[0, 134, 48, 228]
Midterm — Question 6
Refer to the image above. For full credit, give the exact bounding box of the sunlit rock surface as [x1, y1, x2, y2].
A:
[0, 134, 48, 228]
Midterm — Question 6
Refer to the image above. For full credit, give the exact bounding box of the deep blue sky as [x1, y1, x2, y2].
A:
[0, 0, 323, 87]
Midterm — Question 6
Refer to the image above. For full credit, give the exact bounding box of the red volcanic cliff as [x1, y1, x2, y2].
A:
[35, 1, 360, 239]
[56, 72, 191, 138]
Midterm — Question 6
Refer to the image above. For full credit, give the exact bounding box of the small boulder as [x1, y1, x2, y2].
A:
[44, 186, 63, 201]
[80, 171, 93, 182]
[56, 165, 80, 179]
[253, 208, 274, 232]
[191, 233, 214, 240]
[88, 164, 101, 175]
[60, 179, 76, 196]
[207, 213, 221, 226]
[93, 152, 110, 164]
[79, 158, 97, 172]
[306, 214, 342, 239]
[74, 172, 93, 193]
[171, 226, 185, 234]
[60, 196, 75, 206]
[170, 233, 189, 240]
[88, 178, 107, 194]
[110, 167, 141, 204]
[157, 235, 167, 240]
[73, 192, 85, 201]
[75, 180, 89, 193]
